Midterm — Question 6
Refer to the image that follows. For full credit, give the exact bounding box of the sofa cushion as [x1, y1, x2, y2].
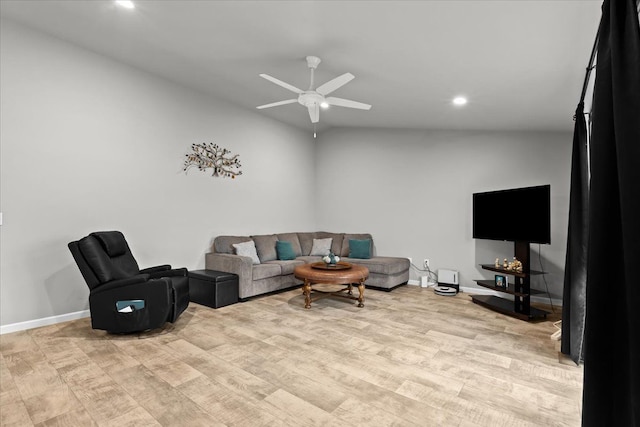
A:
[342, 256, 409, 276]
[232, 240, 261, 265]
[297, 232, 316, 256]
[316, 232, 344, 255]
[252, 234, 278, 262]
[276, 240, 296, 260]
[252, 263, 282, 280]
[300, 232, 344, 255]
[340, 233, 373, 257]
[264, 259, 305, 275]
[295, 255, 324, 264]
[349, 239, 372, 259]
[215, 236, 251, 254]
[310, 238, 333, 256]
[277, 233, 303, 256]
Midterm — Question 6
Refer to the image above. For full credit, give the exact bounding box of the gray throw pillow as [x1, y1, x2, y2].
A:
[309, 238, 332, 256]
[232, 240, 261, 265]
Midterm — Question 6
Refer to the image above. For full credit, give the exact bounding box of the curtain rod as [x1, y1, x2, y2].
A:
[581, 0, 640, 103]
[579, 13, 603, 104]
[576, 0, 639, 114]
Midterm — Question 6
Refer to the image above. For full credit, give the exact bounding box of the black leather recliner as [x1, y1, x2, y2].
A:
[68, 231, 190, 333]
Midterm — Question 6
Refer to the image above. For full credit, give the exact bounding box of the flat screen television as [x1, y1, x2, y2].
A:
[473, 185, 550, 244]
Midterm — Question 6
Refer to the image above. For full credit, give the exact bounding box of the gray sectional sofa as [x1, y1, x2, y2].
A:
[205, 232, 410, 300]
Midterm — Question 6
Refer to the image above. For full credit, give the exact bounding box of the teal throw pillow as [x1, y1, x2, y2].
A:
[349, 239, 371, 259]
[276, 240, 296, 261]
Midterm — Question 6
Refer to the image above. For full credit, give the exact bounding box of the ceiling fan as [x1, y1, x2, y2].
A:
[256, 56, 372, 124]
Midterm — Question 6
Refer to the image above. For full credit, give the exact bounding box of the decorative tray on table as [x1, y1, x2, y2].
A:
[311, 262, 352, 270]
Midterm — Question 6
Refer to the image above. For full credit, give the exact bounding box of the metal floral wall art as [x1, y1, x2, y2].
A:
[183, 142, 242, 179]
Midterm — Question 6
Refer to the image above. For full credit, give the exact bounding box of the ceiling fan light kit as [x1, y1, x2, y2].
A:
[256, 56, 371, 125]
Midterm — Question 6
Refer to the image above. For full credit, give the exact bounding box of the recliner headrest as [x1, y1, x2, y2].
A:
[91, 231, 128, 257]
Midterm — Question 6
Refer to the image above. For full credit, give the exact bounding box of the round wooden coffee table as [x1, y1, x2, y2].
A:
[294, 262, 369, 309]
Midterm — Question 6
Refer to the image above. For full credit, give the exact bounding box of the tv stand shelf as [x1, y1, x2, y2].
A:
[471, 295, 549, 321]
[479, 264, 545, 277]
[475, 280, 544, 297]
[472, 242, 549, 321]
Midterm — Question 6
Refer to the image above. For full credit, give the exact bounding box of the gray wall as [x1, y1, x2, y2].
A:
[0, 20, 316, 326]
[314, 128, 571, 299]
[1, 19, 574, 328]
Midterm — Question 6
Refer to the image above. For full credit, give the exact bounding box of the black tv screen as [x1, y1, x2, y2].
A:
[473, 185, 550, 244]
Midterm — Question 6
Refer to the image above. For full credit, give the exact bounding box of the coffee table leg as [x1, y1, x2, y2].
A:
[357, 279, 365, 307]
[347, 283, 353, 295]
[303, 279, 312, 309]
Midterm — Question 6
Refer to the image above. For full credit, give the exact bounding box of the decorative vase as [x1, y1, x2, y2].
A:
[322, 252, 340, 265]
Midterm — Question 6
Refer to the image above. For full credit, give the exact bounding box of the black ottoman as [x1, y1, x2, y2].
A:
[188, 269, 239, 309]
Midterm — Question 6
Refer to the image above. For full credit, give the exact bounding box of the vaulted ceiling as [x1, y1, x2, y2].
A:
[0, 1, 601, 133]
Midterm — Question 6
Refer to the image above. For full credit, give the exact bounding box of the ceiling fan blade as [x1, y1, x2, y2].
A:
[256, 99, 297, 109]
[259, 74, 303, 94]
[325, 97, 372, 110]
[308, 104, 319, 123]
[316, 73, 355, 96]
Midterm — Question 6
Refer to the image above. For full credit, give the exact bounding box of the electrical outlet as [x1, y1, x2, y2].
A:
[424, 259, 430, 269]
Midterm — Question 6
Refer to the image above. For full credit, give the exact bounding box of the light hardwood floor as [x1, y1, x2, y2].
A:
[0, 286, 582, 426]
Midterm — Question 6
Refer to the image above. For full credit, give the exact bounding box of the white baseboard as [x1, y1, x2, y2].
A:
[1, 310, 90, 335]
[460, 286, 562, 306]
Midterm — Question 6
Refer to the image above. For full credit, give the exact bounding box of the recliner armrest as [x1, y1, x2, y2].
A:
[140, 265, 172, 275]
[91, 274, 151, 295]
[88, 276, 172, 333]
[147, 267, 188, 279]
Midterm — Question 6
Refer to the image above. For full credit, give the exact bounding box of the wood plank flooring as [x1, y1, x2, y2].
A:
[0, 286, 582, 426]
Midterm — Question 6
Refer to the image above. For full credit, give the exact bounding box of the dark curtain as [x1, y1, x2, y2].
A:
[583, 0, 640, 425]
[561, 102, 589, 364]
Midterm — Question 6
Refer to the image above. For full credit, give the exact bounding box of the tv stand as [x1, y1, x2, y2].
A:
[471, 241, 549, 321]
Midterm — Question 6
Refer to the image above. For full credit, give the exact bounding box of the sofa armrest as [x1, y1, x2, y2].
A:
[205, 253, 252, 296]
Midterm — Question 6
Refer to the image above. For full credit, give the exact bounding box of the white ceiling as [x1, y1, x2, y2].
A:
[0, 0, 601, 133]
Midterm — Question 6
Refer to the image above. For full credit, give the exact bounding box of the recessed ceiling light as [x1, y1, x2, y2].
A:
[115, 0, 135, 9]
[320, 102, 329, 109]
[453, 96, 468, 106]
